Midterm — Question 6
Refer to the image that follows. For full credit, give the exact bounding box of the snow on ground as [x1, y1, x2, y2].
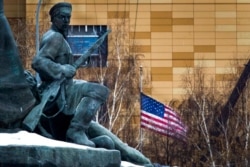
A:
[0, 130, 145, 167]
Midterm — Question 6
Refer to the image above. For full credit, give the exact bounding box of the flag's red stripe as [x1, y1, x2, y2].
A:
[141, 112, 187, 136]
[141, 118, 187, 138]
[141, 123, 186, 140]
[141, 110, 186, 132]
[164, 107, 181, 120]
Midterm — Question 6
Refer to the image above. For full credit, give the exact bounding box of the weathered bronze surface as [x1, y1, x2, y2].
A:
[0, 0, 36, 128]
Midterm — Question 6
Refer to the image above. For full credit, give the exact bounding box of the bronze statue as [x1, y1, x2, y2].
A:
[30, 2, 110, 147]
[0, 0, 36, 128]
[0, 1, 153, 166]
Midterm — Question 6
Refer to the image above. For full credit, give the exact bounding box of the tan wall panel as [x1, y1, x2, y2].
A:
[238, 39, 250, 45]
[216, 4, 236, 11]
[194, 4, 215, 11]
[151, 53, 172, 59]
[194, 39, 215, 45]
[237, 0, 250, 3]
[173, 74, 186, 82]
[238, 21, 250, 29]
[216, 32, 236, 38]
[173, 60, 194, 67]
[173, 39, 193, 46]
[151, 26, 172, 32]
[216, 25, 236, 31]
[194, 45, 216, 52]
[151, 11, 172, 19]
[173, 25, 193, 32]
[151, 67, 172, 74]
[173, 18, 194, 25]
[173, 32, 193, 38]
[151, 88, 174, 95]
[173, 46, 193, 52]
[172, 88, 186, 95]
[108, 11, 129, 18]
[152, 32, 172, 39]
[216, 67, 234, 74]
[216, 0, 236, 3]
[173, 52, 194, 60]
[129, 4, 150, 11]
[152, 39, 172, 45]
[237, 46, 250, 52]
[237, 25, 250, 31]
[215, 74, 234, 81]
[151, 46, 172, 52]
[194, 60, 215, 67]
[130, 25, 150, 32]
[195, 32, 215, 38]
[151, 4, 172, 11]
[173, 0, 194, 3]
[130, 12, 150, 18]
[216, 46, 237, 52]
[216, 18, 236, 25]
[237, 12, 250, 18]
[151, 81, 173, 88]
[173, 4, 194, 11]
[86, 5, 107, 11]
[194, 19, 215, 25]
[173, 68, 191, 74]
[140, 53, 151, 60]
[130, 18, 150, 25]
[151, 60, 172, 67]
[216, 39, 236, 45]
[173, 12, 193, 18]
[237, 4, 250, 11]
[215, 60, 234, 67]
[216, 53, 236, 59]
[194, 53, 216, 60]
[237, 32, 250, 38]
[194, 12, 215, 18]
[194, 0, 215, 3]
[215, 11, 236, 18]
[151, 19, 172, 25]
[151, 75, 173, 81]
[131, 39, 150, 45]
[133, 45, 151, 53]
[72, 12, 107, 19]
[194, 25, 215, 31]
[130, 32, 151, 39]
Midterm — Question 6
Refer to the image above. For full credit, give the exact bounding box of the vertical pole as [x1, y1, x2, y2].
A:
[139, 65, 143, 152]
[35, 0, 43, 84]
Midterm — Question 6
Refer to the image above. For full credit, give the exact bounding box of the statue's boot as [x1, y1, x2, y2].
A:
[66, 97, 103, 147]
[0, 0, 36, 128]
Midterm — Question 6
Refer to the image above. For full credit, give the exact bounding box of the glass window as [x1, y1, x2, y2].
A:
[67, 25, 108, 67]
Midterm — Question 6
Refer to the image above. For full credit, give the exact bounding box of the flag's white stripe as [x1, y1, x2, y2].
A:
[141, 122, 185, 139]
[141, 110, 187, 132]
[163, 112, 185, 127]
[141, 119, 186, 137]
[165, 107, 180, 119]
[141, 114, 186, 134]
[141, 111, 187, 135]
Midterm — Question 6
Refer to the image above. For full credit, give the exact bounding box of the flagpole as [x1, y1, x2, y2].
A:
[139, 65, 143, 152]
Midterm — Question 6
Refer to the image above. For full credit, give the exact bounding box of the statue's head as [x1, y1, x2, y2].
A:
[49, 2, 72, 37]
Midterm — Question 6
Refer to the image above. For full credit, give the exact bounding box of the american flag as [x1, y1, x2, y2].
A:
[140, 93, 187, 142]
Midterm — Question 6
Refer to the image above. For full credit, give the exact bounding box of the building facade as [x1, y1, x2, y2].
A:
[4, 0, 250, 104]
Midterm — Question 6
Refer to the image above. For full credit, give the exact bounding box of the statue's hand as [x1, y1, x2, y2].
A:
[61, 64, 76, 78]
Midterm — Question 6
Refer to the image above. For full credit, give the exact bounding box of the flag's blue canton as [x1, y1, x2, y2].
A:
[141, 93, 165, 118]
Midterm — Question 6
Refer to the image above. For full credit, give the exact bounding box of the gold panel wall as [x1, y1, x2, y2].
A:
[25, 0, 250, 104]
